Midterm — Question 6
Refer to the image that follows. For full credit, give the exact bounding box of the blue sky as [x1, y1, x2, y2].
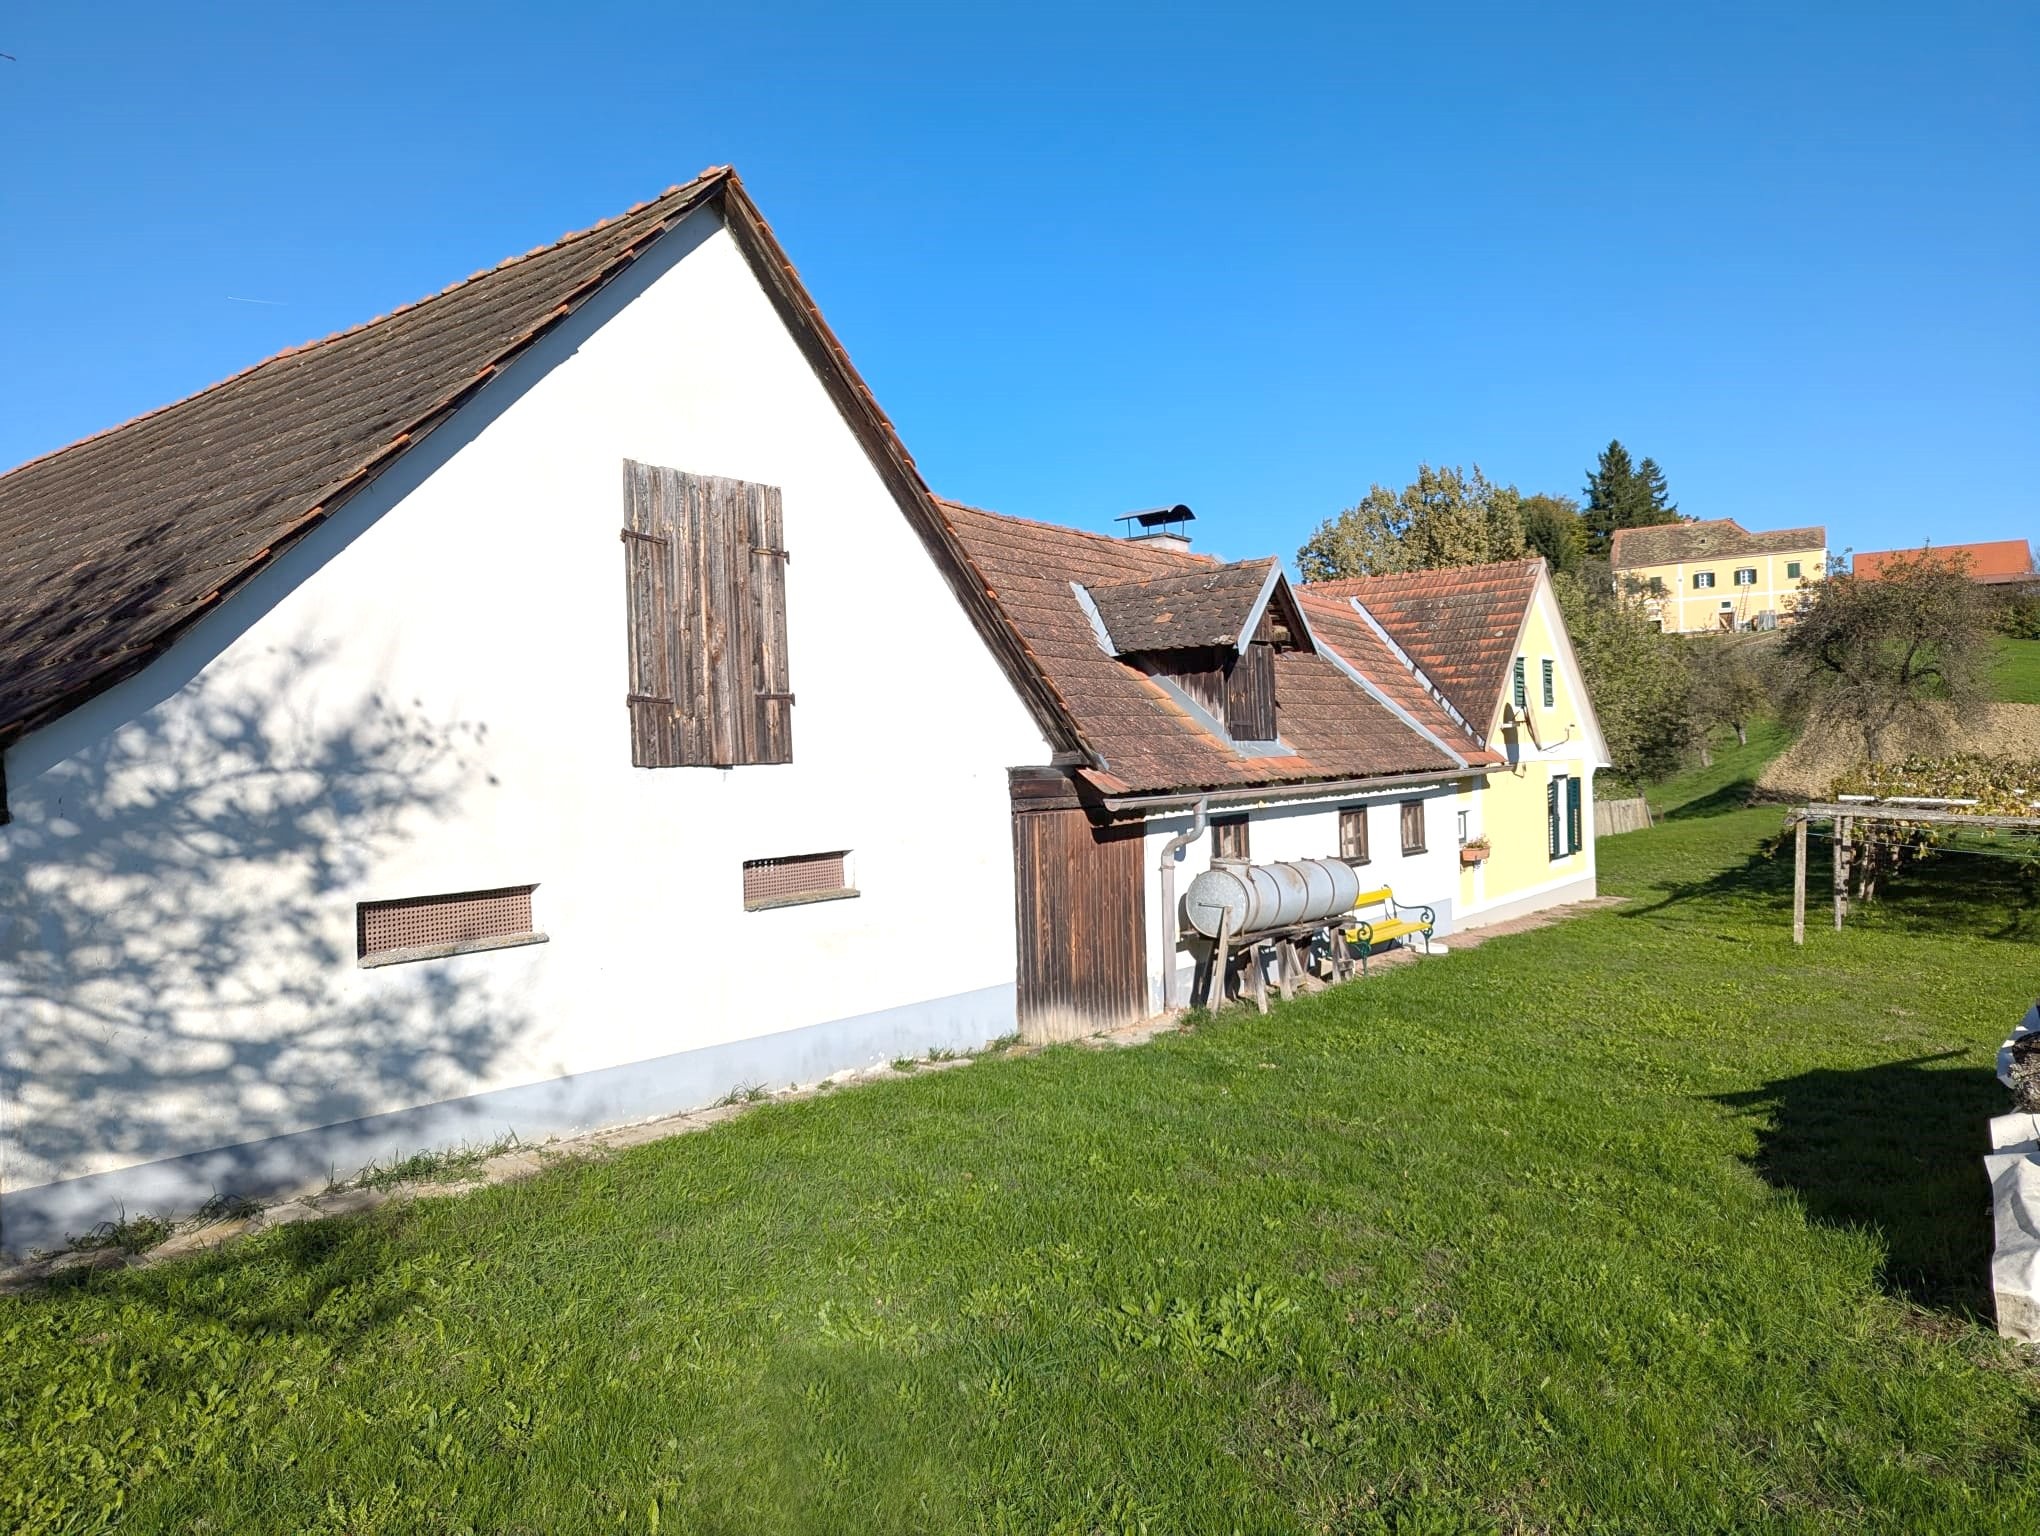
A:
[2, 3, 2033, 563]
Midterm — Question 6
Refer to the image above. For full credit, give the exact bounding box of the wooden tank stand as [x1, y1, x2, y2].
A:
[1196, 916, 1358, 1013]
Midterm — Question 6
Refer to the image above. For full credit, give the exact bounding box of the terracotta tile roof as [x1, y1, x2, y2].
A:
[1609, 518, 1826, 569]
[1295, 592, 1497, 761]
[0, 170, 742, 748]
[1305, 560, 1544, 729]
[1854, 540, 2035, 586]
[937, 501, 1491, 794]
[1087, 560, 1277, 653]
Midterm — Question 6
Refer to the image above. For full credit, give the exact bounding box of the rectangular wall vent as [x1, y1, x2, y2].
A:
[358, 886, 541, 965]
[743, 852, 854, 911]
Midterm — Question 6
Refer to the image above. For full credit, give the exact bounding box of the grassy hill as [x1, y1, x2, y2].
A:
[1991, 638, 2040, 704]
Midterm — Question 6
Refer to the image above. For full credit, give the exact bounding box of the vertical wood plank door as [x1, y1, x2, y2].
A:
[1012, 805, 1147, 1043]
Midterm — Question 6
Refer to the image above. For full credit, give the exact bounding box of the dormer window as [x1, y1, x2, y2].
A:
[1078, 559, 1313, 752]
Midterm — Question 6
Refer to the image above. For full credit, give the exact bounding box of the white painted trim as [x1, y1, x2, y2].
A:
[1233, 563, 1287, 652]
[1069, 581, 1117, 656]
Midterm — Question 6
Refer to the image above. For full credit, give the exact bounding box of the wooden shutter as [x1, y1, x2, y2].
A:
[1512, 657, 1527, 710]
[1541, 658, 1555, 708]
[623, 461, 793, 767]
[1566, 776, 1583, 854]
[1547, 779, 1561, 859]
[621, 528, 680, 767]
[1224, 643, 1277, 740]
[745, 482, 793, 764]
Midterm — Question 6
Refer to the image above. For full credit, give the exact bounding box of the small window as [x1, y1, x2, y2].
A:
[1785, 560, 1803, 579]
[1338, 807, 1369, 864]
[744, 851, 856, 911]
[358, 886, 543, 967]
[1541, 658, 1555, 708]
[1212, 815, 1251, 861]
[1693, 571, 1715, 590]
[1647, 576, 1666, 596]
[1734, 567, 1758, 586]
[1512, 657, 1527, 710]
[1399, 800, 1426, 855]
[1456, 808, 1471, 845]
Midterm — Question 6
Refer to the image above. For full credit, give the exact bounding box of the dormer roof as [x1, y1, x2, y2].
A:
[1085, 559, 1309, 656]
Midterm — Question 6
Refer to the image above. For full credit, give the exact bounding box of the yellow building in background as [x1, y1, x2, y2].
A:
[1611, 519, 1826, 633]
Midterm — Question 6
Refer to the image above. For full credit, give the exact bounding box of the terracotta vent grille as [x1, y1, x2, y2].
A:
[358, 886, 536, 959]
[743, 852, 850, 909]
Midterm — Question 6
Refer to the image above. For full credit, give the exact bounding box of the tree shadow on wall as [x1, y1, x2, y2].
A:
[1713, 1052, 2004, 1315]
[0, 646, 529, 1245]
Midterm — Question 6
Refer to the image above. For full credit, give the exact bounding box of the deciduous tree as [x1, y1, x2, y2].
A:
[1297, 464, 1527, 580]
[1780, 549, 1991, 762]
[1687, 635, 1774, 748]
[1521, 493, 1588, 575]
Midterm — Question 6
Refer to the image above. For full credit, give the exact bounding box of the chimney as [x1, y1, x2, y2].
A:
[1115, 504, 1196, 554]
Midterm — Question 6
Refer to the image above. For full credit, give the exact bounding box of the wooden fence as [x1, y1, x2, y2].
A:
[1594, 797, 1653, 838]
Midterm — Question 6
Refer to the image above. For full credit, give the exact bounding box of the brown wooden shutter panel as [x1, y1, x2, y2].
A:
[620, 525, 680, 767]
[746, 482, 794, 764]
[623, 460, 794, 767]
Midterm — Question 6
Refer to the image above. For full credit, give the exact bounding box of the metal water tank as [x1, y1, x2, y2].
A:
[1181, 857, 1364, 939]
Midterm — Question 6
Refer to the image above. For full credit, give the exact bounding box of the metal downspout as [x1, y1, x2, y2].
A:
[1157, 797, 1210, 1011]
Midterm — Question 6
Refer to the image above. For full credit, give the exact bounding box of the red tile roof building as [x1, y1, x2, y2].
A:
[1853, 540, 2036, 586]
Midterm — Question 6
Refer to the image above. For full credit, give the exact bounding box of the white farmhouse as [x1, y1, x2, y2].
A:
[0, 169, 1597, 1254]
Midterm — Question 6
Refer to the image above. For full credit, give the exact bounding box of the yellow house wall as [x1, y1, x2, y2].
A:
[1472, 595, 1597, 909]
[1619, 546, 1825, 633]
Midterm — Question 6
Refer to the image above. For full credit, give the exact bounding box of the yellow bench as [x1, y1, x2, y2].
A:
[1342, 887, 1435, 975]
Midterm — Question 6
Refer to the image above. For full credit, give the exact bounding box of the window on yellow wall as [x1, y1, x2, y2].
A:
[1693, 571, 1715, 590]
[1734, 567, 1757, 586]
[1786, 560, 1802, 579]
[1541, 658, 1554, 708]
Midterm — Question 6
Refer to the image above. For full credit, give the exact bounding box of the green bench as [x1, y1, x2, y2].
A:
[1342, 887, 1435, 975]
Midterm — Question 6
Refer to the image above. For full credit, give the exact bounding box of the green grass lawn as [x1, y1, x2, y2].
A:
[1641, 717, 1795, 820]
[7, 808, 2040, 1534]
[1991, 637, 2040, 704]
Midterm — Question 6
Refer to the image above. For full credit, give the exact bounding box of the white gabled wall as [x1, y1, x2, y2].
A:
[0, 205, 1049, 1229]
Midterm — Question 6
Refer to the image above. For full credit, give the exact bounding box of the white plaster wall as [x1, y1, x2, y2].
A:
[1141, 781, 1462, 1011]
[0, 205, 1051, 1195]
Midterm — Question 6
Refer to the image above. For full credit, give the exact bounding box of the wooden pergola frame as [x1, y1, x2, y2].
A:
[1785, 801, 2040, 943]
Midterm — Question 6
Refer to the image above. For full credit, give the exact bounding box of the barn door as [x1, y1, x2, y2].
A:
[1012, 804, 1146, 1043]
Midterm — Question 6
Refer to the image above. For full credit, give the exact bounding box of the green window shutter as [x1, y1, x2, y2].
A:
[1547, 779, 1561, 860]
[1513, 657, 1527, 709]
[1566, 776, 1582, 854]
[1541, 658, 1555, 708]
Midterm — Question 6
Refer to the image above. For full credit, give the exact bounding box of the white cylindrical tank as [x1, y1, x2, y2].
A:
[1181, 857, 1364, 939]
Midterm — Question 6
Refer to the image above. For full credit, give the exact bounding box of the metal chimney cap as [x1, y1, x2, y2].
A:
[1116, 505, 1196, 530]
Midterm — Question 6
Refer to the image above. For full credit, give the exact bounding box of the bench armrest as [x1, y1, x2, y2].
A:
[1392, 902, 1435, 927]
